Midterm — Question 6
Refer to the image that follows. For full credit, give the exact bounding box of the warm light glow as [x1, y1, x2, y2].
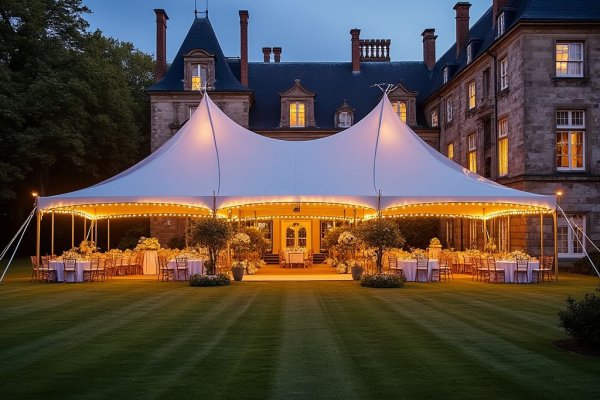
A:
[32, 192, 38, 197]
[556, 190, 563, 197]
[290, 102, 305, 127]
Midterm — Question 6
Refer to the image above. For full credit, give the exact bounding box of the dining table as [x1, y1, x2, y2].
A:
[49, 259, 89, 283]
[166, 259, 204, 280]
[286, 251, 306, 268]
[395, 259, 440, 282]
[494, 259, 539, 283]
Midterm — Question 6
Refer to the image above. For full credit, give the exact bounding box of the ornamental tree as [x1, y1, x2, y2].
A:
[187, 218, 232, 274]
[357, 218, 405, 273]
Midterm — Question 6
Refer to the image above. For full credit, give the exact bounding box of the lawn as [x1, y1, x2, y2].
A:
[1, 260, 599, 400]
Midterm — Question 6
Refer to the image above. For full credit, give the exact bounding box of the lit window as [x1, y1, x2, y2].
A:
[446, 98, 453, 122]
[290, 101, 306, 127]
[392, 101, 408, 122]
[558, 214, 585, 257]
[498, 118, 509, 176]
[443, 67, 449, 84]
[191, 64, 207, 91]
[467, 43, 473, 64]
[431, 109, 439, 127]
[499, 58, 508, 90]
[556, 110, 585, 171]
[468, 81, 476, 110]
[556, 42, 584, 77]
[338, 111, 352, 128]
[447, 142, 454, 160]
[497, 12, 506, 37]
[468, 133, 477, 172]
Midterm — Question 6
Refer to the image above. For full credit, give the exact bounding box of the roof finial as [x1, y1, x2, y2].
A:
[194, 0, 208, 19]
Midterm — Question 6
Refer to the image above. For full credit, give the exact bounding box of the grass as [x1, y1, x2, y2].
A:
[1, 259, 599, 400]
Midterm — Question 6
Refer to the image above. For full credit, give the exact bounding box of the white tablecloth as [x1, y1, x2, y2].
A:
[167, 259, 204, 280]
[49, 260, 89, 283]
[286, 252, 305, 267]
[143, 250, 158, 275]
[396, 259, 440, 282]
[494, 260, 539, 283]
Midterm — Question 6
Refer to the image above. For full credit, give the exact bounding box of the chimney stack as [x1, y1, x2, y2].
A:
[154, 9, 169, 82]
[350, 28, 361, 73]
[493, 0, 509, 26]
[239, 10, 249, 86]
[273, 47, 282, 63]
[453, 2, 471, 59]
[262, 47, 272, 63]
[422, 29, 437, 70]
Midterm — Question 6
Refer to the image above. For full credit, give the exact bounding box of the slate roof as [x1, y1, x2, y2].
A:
[149, 0, 600, 128]
[148, 17, 249, 92]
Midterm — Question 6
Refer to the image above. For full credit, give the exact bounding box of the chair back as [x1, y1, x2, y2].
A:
[487, 257, 496, 271]
[388, 255, 398, 269]
[63, 258, 77, 270]
[175, 256, 188, 269]
[416, 256, 428, 268]
[89, 257, 100, 271]
[544, 256, 554, 270]
[31, 256, 39, 269]
[516, 258, 528, 270]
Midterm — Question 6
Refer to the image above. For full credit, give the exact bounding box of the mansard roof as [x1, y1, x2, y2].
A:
[148, 17, 249, 92]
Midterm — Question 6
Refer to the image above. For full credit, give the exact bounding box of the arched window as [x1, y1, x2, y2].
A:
[338, 111, 352, 128]
[298, 227, 307, 247]
[286, 227, 295, 247]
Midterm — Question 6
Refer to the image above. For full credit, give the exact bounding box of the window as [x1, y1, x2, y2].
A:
[556, 110, 585, 170]
[558, 214, 585, 257]
[497, 12, 506, 37]
[392, 101, 408, 122]
[191, 63, 207, 91]
[447, 142, 454, 160]
[338, 111, 352, 128]
[290, 101, 306, 127]
[443, 67, 449, 84]
[499, 58, 509, 90]
[467, 43, 473, 64]
[431, 109, 439, 127]
[556, 42, 584, 77]
[483, 68, 491, 99]
[446, 98, 453, 122]
[468, 134, 477, 173]
[498, 118, 509, 176]
[467, 81, 476, 110]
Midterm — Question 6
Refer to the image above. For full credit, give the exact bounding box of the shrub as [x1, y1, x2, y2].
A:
[571, 252, 600, 276]
[395, 217, 440, 249]
[360, 273, 406, 288]
[558, 285, 600, 348]
[357, 219, 405, 273]
[189, 273, 231, 287]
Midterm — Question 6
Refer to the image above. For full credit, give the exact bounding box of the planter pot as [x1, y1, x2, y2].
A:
[351, 266, 364, 281]
[232, 267, 245, 281]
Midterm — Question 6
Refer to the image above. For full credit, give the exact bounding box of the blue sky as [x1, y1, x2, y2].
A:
[82, 0, 490, 63]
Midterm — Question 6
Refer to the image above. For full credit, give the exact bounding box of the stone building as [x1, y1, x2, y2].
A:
[147, 0, 600, 263]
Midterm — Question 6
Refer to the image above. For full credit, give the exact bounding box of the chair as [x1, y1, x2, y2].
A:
[279, 251, 287, 268]
[42, 256, 56, 283]
[129, 252, 142, 275]
[438, 256, 453, 282]
[104, 256, 116, 280]
[63, 258, 78, 283]
[158, 256, 174, 281]
[463, 255, 474, 275]
[83, 258, 99, 282]
[304, 250, 314, 268]
[487, 257, 505, 283]
[96, 258, 108, 282]
[30, 256, 41, 282]
[388, 255, 400, 275]
[515, 258, 529, 284]
[532, 256, 554, 283]
[415, 256, 429, 282]
[175, 256, 189, 281]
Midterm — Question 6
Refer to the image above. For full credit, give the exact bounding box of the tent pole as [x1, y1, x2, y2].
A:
[71, 210, 74, 249]
[51, 211, 55, 257]
[107, 218, 110, 251]
[83, 218, 86, 241]
[95, 219, 98, 244]
[540, 213, 544, 261]
[36, 209, 41, 275]
[553, 211, 559, 281]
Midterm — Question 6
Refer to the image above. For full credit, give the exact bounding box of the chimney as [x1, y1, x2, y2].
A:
[453, 2, 471, 59]
[350, 28, 361, 73]
[239, 10, 249, 86]
[273, 47, 282, 63]
[422, 29, 437, 70]
[262, 47, 272, 62]
[493, 0, 510, 25]
[154, 9, 169, 82]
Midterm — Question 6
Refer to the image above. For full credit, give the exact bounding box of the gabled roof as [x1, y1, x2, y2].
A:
[148, 17, 249, 92]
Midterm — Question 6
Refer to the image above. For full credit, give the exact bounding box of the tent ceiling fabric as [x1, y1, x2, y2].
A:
[38, 93, 555, 219]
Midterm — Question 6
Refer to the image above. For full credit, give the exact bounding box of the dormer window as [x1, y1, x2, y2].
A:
[443, 67, 449, 84]
[467, 43, 473, 64]
[279, 79, 315, 128]
[392, 101, 407, 122]
[191, 64, 207, 91]
[497, 12, 506, 37]
[431, 109, 439, 127]
[335, 100, 354, 128]
[388, 84, 417, 126]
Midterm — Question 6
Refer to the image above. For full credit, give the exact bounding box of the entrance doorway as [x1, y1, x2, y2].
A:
[282, 220, 311, 250]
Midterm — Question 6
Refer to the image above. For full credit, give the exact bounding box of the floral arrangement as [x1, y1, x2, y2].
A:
[325, 257, 338, 267]
[509, 249, 531, 260]
[231, 261, 247, 270]
[286, 246, 306, 252]
[61, 250, 79, 259]
[347, 259, 362, 270]
[465, 248, 482, 255]
[78, 240, 97, 254]
[246, 262, 259, 275]
[484, 238, 497, 253]
[338, 231, 357, 247]
[336, 262, 348, 274]
[411, 248, 426, 258]
[429, 237, 442, 247]
[135, 237, 160, 251]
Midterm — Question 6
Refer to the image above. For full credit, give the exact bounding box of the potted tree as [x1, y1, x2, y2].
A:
[186, 217, 232, 275]
[357, 218, 405, 274]
[230, 232, 251, 281]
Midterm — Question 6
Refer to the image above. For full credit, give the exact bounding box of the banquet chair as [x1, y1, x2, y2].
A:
[158, 256, 174, 281]
[175, 256, 189, 281]
[104, 256, 116, 280]
[41, 256, 56, 283]
[471, 256, 481, 281]
[463, 255, 474, 275]
[515, 258, 529, 284]
[30, 256, 40, 282]
[388, 255, 402, 276]
[532, 256, 554, 283]
[415, 256, 429, 282]
[438, 256, 453, 282]
[63, 258, 78, 283]
[304, 250, 314, 268]
[96, 258, 108, 282]
[129, 252, 142, 275]
[84, 258, 99, 282]
[487, 257, 505, 283]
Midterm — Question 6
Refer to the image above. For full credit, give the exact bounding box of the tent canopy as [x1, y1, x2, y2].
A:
[38, 93, 555, 220]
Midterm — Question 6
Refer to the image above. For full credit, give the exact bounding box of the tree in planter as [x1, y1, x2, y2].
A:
[242, 226, 270, 257]
[357, 218, 405, 274]
[186, 218, 232, 274]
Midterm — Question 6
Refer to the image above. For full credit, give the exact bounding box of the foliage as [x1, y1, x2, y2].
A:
[134, 237, 160, 251]
[360, 273, 406, 288]
[322, 226, 351, 249]
[189, 273, 231, 287]
[571, 252, 600, 276]
[395, 218, 440, 249]
[558, 285, 600, 348]
[167, 235, 186, 250]
[230, 232, 251, 261]
[117, 222, 150, 250]
[242, 226, 270, 255]
[357, 219, 405, 273]
[187, 218, 232, 274]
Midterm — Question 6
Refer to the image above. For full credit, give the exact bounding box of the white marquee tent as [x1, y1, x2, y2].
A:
[38, 93, 555, 221]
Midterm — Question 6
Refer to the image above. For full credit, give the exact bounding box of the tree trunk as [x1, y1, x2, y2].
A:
[376, 247, 383, 274]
